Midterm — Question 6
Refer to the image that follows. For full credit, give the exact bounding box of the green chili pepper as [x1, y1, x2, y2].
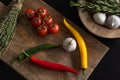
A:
[18, 44, 60, 61]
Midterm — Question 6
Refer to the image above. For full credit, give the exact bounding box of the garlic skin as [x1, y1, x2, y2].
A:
[93, 13, 106, 25]
[106, 15, 120, 29]
[63, 37, 77, 52]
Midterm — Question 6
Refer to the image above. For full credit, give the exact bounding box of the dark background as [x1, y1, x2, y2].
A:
[0, 0, 120, 80]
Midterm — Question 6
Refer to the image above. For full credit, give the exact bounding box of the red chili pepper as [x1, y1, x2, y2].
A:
[23, 51, 78, 74]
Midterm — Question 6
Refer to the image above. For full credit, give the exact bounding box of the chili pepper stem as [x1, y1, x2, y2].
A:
[11, 50, 29, 67]
[22, 50, 30, 58]
[11, 59, 18, 67]
[82, 69, 86, 75]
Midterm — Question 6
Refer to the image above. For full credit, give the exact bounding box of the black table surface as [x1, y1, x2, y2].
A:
[0, 0, 120, 80]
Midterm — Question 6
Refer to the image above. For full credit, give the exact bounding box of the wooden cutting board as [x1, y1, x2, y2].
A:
[0, 0, 109, 80]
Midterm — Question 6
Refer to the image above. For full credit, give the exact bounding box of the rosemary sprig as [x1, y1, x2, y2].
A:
[70, 0, 120, 16]
[0, 0, 24, 54]
[91, 0, 120, 8]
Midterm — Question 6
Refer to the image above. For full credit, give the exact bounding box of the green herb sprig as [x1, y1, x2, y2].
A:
[70, 0, 120, 16]
[0, 0, 24, 55]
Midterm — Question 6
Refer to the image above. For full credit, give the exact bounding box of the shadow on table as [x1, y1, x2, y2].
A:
[0, 60, 26, 80]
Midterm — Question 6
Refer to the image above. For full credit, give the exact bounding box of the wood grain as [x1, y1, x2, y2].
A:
[0, 0, 109, 80]
[78, 0, 120, 38]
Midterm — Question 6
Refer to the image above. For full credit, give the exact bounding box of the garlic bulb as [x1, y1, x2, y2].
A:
[63, 37, 77, 52]
[106, 15, 120, 29]
[93, 13, 106, 25]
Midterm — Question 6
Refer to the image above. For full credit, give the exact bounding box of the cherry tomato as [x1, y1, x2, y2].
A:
[25, 8, 36, 19]
[37, 25, 48, 36]
[37, 7, 47, 18]
[32, 17, 42, 27]
[48, 23, 60, 34]
[44, 15, 53, 25]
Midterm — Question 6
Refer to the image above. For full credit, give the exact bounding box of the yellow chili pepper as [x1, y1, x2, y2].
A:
[63, 18, 88, 70]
